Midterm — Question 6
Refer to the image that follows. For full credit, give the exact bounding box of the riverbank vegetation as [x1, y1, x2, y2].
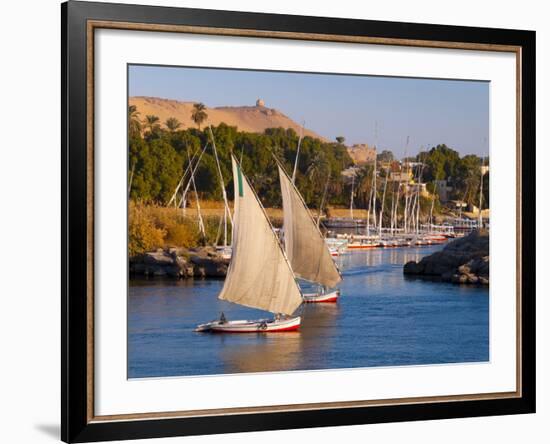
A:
[129, 202, 224, 256]
[129, 110, 354, 208]
[128, 105, 489, 254]
[128, 201, 371, 256]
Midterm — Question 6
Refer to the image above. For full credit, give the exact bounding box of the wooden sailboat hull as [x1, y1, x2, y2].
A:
[303, 289, 339, 303]
[195, 316, 301, 333]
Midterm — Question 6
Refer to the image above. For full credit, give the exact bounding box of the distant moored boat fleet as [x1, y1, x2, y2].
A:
[324, 224, 464, 256]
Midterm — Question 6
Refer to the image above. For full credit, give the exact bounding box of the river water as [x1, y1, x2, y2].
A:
[128, 244, 489, 378]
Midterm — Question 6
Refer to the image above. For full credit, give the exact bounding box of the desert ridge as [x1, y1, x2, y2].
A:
[129, 96, 327, 141]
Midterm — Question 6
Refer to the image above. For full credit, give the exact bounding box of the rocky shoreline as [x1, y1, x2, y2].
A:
[404, 230, 489, 285]
[130, 247, 229, 279]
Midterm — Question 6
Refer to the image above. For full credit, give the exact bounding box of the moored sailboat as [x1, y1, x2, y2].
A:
[196, 156, 303, 333]
[278, 163, 343, 303]
[302, 289, 340, 303]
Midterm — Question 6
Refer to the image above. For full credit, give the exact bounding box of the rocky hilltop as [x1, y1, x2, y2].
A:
[129, 96, 327, 141]
[404, 230, 489, 285]
[347, 143, 377, 165]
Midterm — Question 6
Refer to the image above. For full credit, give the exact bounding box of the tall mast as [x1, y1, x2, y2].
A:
[223, 208, 227, 247]
[291, 121, 305, 184]
[186, 148, 205, 237]
[415, 151, 426, 234]
[394, 178, 401, 234]
[208, 126, 233, 227]
[378, 161, 390, 237]
[478, 157, 485, 228]
[168, 150, 198, 207]
[350, 173, 355, 220]
[177, 143, 208, 211]
[182, 179, 187, 216]
[400, 136, 409, 232]
[372, 122, 379, 231]
[458, 186, 468, 219]
[408, 152, 420, 233]
[366, 167, 372, 236]
[429, 181, 438, 228]
[478, 137, 488, 229]
[429, 145, 440, 230]
[372, 155, 376, 229]
[403, 161, 410, 232]
[390, 170, 396, 234]
[317, 171, 331, 227]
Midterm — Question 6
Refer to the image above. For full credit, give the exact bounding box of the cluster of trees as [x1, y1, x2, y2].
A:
[128, 105, 354, 209]
[344, 144, 489, 227]
[128, 104, 488, 218]
[376, 150, 394, 163]
[417, 144, 489, 208]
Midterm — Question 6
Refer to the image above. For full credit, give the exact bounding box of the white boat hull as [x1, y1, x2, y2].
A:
[195, 316, 301, 333]
[215, 246, 232, 260]
[302, 289, 340, 303]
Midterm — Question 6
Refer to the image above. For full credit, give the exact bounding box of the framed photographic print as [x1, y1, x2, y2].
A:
[61, 1, 536, 442]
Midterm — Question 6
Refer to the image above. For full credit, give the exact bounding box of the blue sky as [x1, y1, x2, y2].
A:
[129, 64, 489, 158]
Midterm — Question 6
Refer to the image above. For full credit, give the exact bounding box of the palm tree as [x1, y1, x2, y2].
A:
[191, 103, 208, 130]
[303, 152, 329, 207]
[144, 115, 160, 134]
[165, 117, 182, 132]
[128, 105, 141, 138]
[355, 165, 374, 208]
[305, 152, 326, 183]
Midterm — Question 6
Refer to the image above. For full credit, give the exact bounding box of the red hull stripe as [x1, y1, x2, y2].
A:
[305, 296, 338, 303]
[211, 324, 300, 333]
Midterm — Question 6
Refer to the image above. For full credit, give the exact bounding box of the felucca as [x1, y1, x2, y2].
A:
[195, 155, 303, 333]
[278, 163, 343, 303]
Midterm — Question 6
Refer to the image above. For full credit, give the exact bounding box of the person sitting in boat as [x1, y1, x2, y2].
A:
[219, 312, 227, 324]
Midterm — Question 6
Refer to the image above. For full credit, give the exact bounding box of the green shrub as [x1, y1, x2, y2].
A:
[128, 202, 166, 256]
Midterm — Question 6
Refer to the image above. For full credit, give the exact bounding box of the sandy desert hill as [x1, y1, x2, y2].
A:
[129, 96, 328, 142]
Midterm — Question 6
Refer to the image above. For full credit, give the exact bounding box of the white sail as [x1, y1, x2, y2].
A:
[278, 165, 342, 288]
[218, 156, 303, 316]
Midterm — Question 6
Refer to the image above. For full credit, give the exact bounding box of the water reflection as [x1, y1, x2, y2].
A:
[215, 304, 340, 374]
[337, 246, 431, 271]
[128, 244, 489, 378]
